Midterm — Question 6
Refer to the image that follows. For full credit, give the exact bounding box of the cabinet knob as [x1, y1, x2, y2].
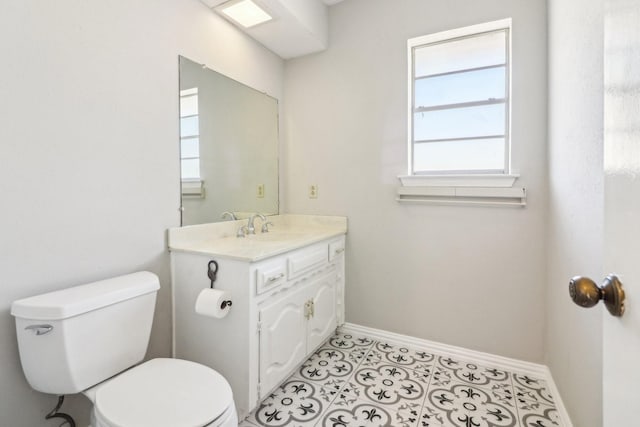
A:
[304, 300, 315, 319]
[267, 273, 284, 283]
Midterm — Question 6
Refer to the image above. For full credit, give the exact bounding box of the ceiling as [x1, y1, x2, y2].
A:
[201, 0, 346, 59]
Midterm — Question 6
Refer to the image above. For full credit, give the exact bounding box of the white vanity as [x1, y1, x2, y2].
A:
[168, 215, 347, 418]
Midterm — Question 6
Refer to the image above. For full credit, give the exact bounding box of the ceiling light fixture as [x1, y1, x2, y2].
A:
[217, 0, 273, 28]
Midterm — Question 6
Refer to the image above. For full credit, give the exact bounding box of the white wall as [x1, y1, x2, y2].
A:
[0, 1, 283, 426]
[546, 1, 603, 426]
[283, 0, 548, 362]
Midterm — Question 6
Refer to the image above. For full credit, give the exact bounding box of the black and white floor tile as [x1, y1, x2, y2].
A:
[240, 331, 564, 427]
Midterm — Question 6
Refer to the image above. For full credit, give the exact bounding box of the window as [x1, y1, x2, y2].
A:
[408, 19, 511, 176]
[179, 87, 201, 180]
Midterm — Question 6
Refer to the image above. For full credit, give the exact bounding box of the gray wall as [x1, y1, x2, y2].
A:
[546, 1, 604, 426]
[0, 0, 283, 426]
[283, 0, 548, 362]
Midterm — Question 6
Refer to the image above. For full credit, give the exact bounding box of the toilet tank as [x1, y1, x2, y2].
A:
[11, 271, 160, 395]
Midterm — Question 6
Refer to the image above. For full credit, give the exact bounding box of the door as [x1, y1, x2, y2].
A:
[306, 271, 337, 351]
[258, 284, 308, 397]
[603, 0, 640, 424]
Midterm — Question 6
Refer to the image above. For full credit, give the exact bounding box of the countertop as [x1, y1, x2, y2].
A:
[167, 214, 347, 262]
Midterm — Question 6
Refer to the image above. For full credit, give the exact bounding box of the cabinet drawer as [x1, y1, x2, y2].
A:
[328, 239, 345, 262]
[256, 260, 287, 295]
[287, 244, 328, 279]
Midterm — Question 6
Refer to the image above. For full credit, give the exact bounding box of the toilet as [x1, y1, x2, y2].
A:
[11, 271, 237, 427]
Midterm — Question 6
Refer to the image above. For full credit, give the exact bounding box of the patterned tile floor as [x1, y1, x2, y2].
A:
[240, 330, 563, 427]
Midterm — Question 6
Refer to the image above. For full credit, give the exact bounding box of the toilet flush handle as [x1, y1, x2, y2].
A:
[25, 324, 54, 335]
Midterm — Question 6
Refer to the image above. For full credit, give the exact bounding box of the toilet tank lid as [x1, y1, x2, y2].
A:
[11, 272, 160, 321]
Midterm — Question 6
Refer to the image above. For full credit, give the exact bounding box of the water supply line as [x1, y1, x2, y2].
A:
[45, 396, 76, 427]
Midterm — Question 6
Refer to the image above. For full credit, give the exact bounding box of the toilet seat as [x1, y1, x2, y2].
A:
[93, 358, 234, 427]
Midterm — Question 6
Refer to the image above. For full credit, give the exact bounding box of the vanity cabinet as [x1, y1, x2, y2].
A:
[171, 234, 345, 419]
[259, 268, 337, 396]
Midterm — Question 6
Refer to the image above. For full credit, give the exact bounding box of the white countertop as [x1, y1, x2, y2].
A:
[167, 215, 347, 262]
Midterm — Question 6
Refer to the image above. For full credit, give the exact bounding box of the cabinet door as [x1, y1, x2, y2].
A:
[307, 272, 337, 352]
[258, 285, 308, 397]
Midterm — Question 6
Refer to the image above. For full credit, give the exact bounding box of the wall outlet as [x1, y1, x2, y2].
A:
[309, 184, 318, 199]
[257, 184, 264, 198]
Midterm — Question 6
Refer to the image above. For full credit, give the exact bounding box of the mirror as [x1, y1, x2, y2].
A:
[179, 56, 279, 226]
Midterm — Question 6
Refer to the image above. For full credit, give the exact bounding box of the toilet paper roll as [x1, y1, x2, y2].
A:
[195, 289, 232, 319]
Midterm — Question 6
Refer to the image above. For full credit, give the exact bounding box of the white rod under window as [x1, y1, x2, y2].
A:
[396, 185, 526, 207]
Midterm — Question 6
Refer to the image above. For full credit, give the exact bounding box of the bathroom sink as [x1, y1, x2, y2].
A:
[195, 231, 322, 261]
[245, 232, 308, 242]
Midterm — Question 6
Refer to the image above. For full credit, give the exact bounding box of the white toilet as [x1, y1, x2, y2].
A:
[11, 271, 238, 427]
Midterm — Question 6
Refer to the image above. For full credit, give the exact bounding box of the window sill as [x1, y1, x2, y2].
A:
[397, 175, 525, 207]
[398, 174, 519, 188]
[182, 179, 205, 198]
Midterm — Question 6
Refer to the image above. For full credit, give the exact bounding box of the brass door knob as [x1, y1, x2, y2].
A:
[569, 275, 626, 317]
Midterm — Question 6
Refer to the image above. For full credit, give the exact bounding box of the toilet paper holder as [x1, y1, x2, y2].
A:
[207, 260, 232, 310]
[207, 260, 219, 288]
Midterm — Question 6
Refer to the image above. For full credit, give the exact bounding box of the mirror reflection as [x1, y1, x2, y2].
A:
[179, 56, 279, 226]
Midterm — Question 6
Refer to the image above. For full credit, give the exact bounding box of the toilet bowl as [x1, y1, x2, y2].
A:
[85, 359, 238, 427]
[11, 272, 237, 427]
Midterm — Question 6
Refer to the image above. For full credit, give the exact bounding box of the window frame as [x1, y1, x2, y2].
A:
[407, 18, 513, 177]
[179, 87, 201, 181]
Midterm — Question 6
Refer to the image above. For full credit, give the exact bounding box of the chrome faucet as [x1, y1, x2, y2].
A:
[236, 225, 249, 238]
[221, 211, 238, 221]
[247, 213, 266, 235]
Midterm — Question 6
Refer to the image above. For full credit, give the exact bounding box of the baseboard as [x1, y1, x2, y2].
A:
[340, 323, 546, 375]
[540, 365, 574, 427]
[340, 322, 573, 427]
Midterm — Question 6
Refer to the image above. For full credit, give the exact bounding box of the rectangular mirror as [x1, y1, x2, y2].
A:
[179, 56, 279, 226]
